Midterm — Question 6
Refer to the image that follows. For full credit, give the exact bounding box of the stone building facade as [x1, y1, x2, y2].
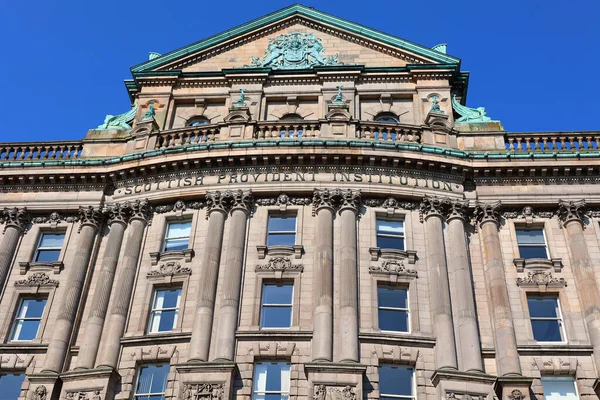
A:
[0, 5, 598, 400]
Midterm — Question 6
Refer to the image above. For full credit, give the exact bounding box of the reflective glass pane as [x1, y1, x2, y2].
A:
[164, 238, 189, 251]
[157, 310, 177, 332]
[39, 233, 64, 248]
[268, 216, 296, 232]
[13, 320, 40, 340]
[541, 377, 578, 400]
[376, 236, 404, 250]
[262, 284, 293, 305]
[378, 309, 408, 332]
[519, 246, 547, 259]
[528, 298, 558, 318]
[136, 364, 169, 395]
[0, 373, 25, 400]
[166, 222, 191, 239]
[35, 249, 61, 262]
[531, 320, 562, 342]
[157, 289, 181, 309]
[378, 287, 408, 308]
[23, 299, 46, 318]
[267, 233, 295, 247]
[376, 220, 403, 234]
[516, 228, 545, 244]
[261, 306, 292, 328]
[379, 365, 413, 396]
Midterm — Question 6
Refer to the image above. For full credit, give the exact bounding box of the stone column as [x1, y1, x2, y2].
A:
[475, 201, 521, 376]
[338, 190, 361, 363]
[446, 199, 483, 373]
[0, 208, 28, 292]
[43, 206, 104, 373]
[421, 196, 458, 370]
[188, 191, 228, 362]
[558, 200, 600, 373]
[312, 189, 335, 362]
[214, 190, 253, 361]
[95, 201, 150, 368]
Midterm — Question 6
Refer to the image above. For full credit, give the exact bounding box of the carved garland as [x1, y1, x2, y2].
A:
[313, 385, 357, 400]
[15, 272, 59, 287]
[369, 260, 417, 277]
[182, 383, 224, 400]
[65, 390, 102, 400]
[255, 257, 303, 272]
[147, 261, 192, 277]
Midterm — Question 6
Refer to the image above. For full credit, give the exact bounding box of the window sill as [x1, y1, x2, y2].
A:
[19, 261, 63, 275]
[369, 247, 416, 263]
[257, 244, 303, 259]
[149, 249, 194, 265]
[513, 257, 562, 273]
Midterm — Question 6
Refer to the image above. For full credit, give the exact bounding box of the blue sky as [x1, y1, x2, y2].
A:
[1, 0, 598, 142]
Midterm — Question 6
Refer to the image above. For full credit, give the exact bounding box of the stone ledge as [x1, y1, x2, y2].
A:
[368, 247, 417, 263]
[120, 332, 191, 345]
[60, 366, 119, 382]
[176, 360, 237, 373]
[513, 257, 562, 273]
[431, 369, 497, 386]
[256, 244, 303, 259]
[516, 344, 593, 354]
[236, 330, 313, 340]
[149, 248, 194, 265]
[304, 362, 367, 374]
[19, 261, 63, 275]
[358, 332, 436, 346]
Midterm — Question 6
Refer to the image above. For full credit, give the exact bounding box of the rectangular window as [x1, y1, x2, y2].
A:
[162, 221, 191, 252]
[10, 298, 47, 341]
[34, 232, 65, 262]
[378, 287, 409, 333]
[134, 364, 169, 400]
[252, 362, 291, 400]
[379, 364, 415, 400]
[267, 215, 296, 247]
[528, 296, 565, 342]
[260, 283, 293, 329]
[376, 219, 405, 250]
[148, 288, 182, 333]
[541, 376, 578, 400]
[516, 227, 548, 259]
[0, 373, 25, 399]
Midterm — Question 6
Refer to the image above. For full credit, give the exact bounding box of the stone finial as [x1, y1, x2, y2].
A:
[78, 206, 105, 231]
[474, 201, 501, 225]
[106, 202, 130, 225]
[419, 195, 448, 221]
[557, 199, 586, 225]
[447, 198, 470, 220]
[1, 207, 29, 232]
[130, 199, 152, 222]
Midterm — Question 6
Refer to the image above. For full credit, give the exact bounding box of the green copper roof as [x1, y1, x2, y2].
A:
[131, 4, 460, 73]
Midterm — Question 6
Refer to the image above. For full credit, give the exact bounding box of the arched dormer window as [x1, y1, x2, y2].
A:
[186, 117, 210, 127]
[374, 113, 399, 123]
[279, 113, 303, 121]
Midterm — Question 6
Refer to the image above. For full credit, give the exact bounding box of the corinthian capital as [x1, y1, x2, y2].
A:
[78, 206, 105, 231]
[129, 199, 152, 222]
[419, 195, 448, 221]
[312, 189, 337, 214]
[205, 190, 253, 216]
[474, 201, 501, 225]
[230, 189, 254, 214]
[557, 199, 586, 225]
[2, 207, 29, 232]
[446, 198, 470, 221]
[105, 203, 129, 225]
[338, 189, 361, 213]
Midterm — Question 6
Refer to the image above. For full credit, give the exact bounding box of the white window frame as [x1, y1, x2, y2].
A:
[528, 295, 567, 344]
[378, 286, 411, 334]
[260, 282, 294, 330]
[376, 218, 405, 251]
[252, 361, 291, 400]
[541, 376, 579, 400]
[162, 220, 192, 252]
[147, 288, 182, 334]
[379, 364, 416, 400]
[34, 232, 65, 262]
[133, 364, 170, 400]
[516, 227, 549, 259]
[267, 214, 297, 247]
[9, 297, 47, 342]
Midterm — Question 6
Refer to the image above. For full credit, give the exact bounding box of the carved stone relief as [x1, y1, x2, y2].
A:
[65, 390, 102, 400]
[32, 385, 48, 400]
[182, 383, 224, 400]
[313, 385, 356, 400]
[255, 257, 303, 272]
[508, 389, 525, 400]
[516, 271, 566, 288]
[147, 261, 192, 277]
[369, 260, 417, 277]
[15, 272, 59, 287]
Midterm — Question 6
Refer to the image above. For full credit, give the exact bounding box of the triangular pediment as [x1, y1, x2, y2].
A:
[131, 5, 459, 74]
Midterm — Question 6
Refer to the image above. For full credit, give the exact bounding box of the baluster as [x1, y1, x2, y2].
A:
[524, 138, 532, 151]
[515, 138, 523, 152]
[541, 138, 548, 151]
[532, 138, 540, 151]
[586, 136, 592, 151]
[558, 137, 566, 151]
[507, 138, 515, 151]
[577, 137, 584, 151]
[550, 137, 557, 151]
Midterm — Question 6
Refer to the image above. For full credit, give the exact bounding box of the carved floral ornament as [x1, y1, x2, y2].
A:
[65, 390, 102, 400]
[15, 272, 58, 287]
[369, 260, 417, 278]
[206, 189, 253, 216]
[516, 271, 566, 288]
[147, 261, 191, 277]
[508, 389, 525, 400]
[255, 193, 312, 208]
[182, 383, 224, 400]
[313, 385, 356, 400]
[255, 257, 303, 272]
[446, 393, 485, 400]
[1, 207, 29, 231]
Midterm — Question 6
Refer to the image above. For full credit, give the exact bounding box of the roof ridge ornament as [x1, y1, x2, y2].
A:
[451, 94, 496, 123]
[245, 32, 342, 70]
[96, 102, 138, 130]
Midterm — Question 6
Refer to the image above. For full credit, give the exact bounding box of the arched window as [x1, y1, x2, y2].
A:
[186, 117, 210, 127]
[279, 113, 303, 121]
[374, 113, 399, 123]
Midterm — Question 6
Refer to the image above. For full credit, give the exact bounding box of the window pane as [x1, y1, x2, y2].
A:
[261, 306, 292, 328]
[13, 320, 41, 340]
[531, 320, 562, 342]
[136, 365, 169, 395]
[164, 238, 189, 251]
[157, 310, 177, 332]
[22, 299, 46, 318]
[268, 216, 296, 232]
[158, 289, 181, 309]
[0, 373, 25, 400]
[35, 249, 62, 262]
[379, 365, 413, 396]
[376, 220, 403, 234]
[267, 233, 295, 247]
[166, 222, 191, 239]
[542, 377, 578, 400]
[379, 309, 409, 332]
[263, 284, 293, 305]
[516, 228, 545, 244]
[528, 298, 559, 318]
[378, 287, 407, 309]
[377, 236, 404, 250]
[39, 233, 65, 247]
[519, 246, 547, 259]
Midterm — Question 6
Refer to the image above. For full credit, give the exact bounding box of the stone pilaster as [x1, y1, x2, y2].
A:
[312, 189, 336, 362]
[0, 207, 28, 293]
[420, 196, 458, 370]
[475, 201, 522, 377]
[446, 199, 484, 373]
[213, 190, 253, 361]
[338, 190, 360, 363]
[558, 199, 600, 373]
[95, 202, 150, 369]
[43, 206, 104, 374]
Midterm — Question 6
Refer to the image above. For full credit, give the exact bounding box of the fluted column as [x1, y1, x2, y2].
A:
[0, 208, 28, 292]
[558, 200, 600, 373]
[476, 201, 521, 376]
[312, 189, 335, 362]
[43, 206, 104, 373]
[446, 200, 483, 373]
[421, 196, 458, 370]
[214, 190, 253, 361]
[338, 190, 361, 363]
[95, 202, 150, 368]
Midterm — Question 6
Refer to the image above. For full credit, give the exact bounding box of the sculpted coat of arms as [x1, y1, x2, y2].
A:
[246, 32, 342, 69]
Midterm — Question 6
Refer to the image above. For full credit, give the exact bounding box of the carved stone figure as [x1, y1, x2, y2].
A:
[233, 89, 247, 108]
[332, 86, 344, 105]
[451, 94, 494, 123]
[430, 95, 443, 113]
[182, 383, 224, 400]
[313, 384, 326, 400]
[33, 385, 47, 400]
[141, 101, 156, 121]
[97, 102, 138, 130]
[508, 389, 525, 400]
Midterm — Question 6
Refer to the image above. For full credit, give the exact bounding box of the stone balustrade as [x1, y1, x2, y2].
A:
[0, 141, 83, 161]
[506, 132, 600, 152]
[155, 125, 222, 149]
[356, 122, 421, 143]
[254, 121, 321, 139]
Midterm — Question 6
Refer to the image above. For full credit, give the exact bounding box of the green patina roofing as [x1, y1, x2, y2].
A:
[130, 4, 460, 73]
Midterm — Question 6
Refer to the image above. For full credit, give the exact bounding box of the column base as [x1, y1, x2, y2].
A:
[175, 361, 237, 400]
[59, 367, 120, 400]
[493, 376, 533, 400]
[25, 372, 61, 400]
[431, 369, 497, 399]
[304, 362, 367, 400]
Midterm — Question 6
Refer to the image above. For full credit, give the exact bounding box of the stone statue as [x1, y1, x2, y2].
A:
[233, 89, 247, 108]
[96, 102, 138, 130]
[141, 101, 156, 121]
[332, 86, 344, 105]
[451, 94, 493, 123]
[430, 95, 443, 113]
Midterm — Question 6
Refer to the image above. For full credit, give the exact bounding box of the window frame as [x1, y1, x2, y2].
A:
[133, 363, 170, 400]
[260, 282, 294, 330]
[377, 285, 411, 334]
[186, 116, 210, 127]
[376, 218, 406, 251]
[162, 220, 192, 252]
[9, 297, 48, 342]
[378, 364, 416, 400]
[541, 376, 579, 400]
[251, 361, 291, 400]
[147, 287, 182, 334]
[267, 213, 297, 247]
[33, 231, 65, 263]
[516, 226, 549, 259]
[527, 295, 567, 344]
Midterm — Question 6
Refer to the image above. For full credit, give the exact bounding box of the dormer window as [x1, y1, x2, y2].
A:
[374, 113, 399, 123]
[186, 117, 210, 127]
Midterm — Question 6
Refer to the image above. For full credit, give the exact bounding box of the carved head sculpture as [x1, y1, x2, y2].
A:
[34, 385, 48, 400]
[509, 389, 524, 400]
